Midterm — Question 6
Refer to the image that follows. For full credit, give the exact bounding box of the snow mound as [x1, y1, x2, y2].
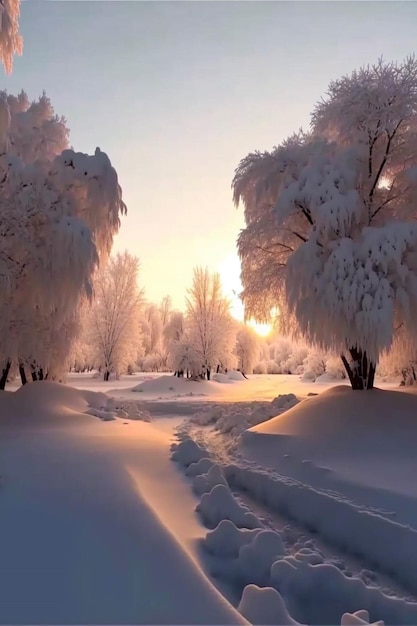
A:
[341, 610, 384, 626]
[228, 370, 247, 381]
[270, 559, 417, 626]
[251, 386, 417, 443]
[211, 371, 246, 384]
[212, 373, 235, 384]
[196, 484, 261, 529]
[204, 520, 261, 557]
[238, 530, 286, 586]
[246, 386, 417, 497]
[0, 381, 122, 428]
[171, 439, 208, 467]
[185, 457, 214, 477]
[238, 584, 301, 625]
[193, 464, 228, 496]
[131, 374, 216, 397]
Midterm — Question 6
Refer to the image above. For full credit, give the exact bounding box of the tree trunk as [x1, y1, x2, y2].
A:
[104, 370, 110, 382]
[31, 371, 38, 382]
[19, 364, 27, 386]
[38, 369, 44, 381]
[0, 361, 11, 390]
[340, 348, 375, 390]
[207, 368, 211, 381]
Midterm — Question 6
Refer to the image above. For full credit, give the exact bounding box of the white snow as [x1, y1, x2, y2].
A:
[193, 463, 228, 495]
[4, 373, 416, 626]
[204, 519, 261, 557]
[0, 381, 246, 625]
[238, 584, 302, 625]
[196, 484, 261, 529]
[171, 438, 209, 466]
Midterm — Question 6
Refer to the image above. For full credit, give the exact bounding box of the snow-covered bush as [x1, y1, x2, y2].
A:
[302, 351, 326, 382]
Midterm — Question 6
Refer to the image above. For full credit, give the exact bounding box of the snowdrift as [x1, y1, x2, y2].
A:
[0, 381, 117, 428]
[0, 392, 247, 624]
[245, 386, 417, 495]
[0, 381, 153, 427]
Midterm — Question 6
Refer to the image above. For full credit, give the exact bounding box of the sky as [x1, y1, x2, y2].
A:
[4, 0, 417, 316]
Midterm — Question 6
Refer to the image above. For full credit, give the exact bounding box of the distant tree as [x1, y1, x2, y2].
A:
[185, 267, 236, 380]
[233, 57, 417, 390]
[0, 92, 126, 388]
[0, 0, 23, 74]
[163, 310, 184, 374]
[159, 295, 172, 327]
[235, 326, 259, 375]
[88, 252, 143, 381]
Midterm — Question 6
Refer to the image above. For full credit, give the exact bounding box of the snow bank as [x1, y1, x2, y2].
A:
[223, 462, 417, 592]
[171, 439, 209, 467]
[238, 585, 301, 625]
[193, 464, 228, 495]
[0, 381, 122, 427]
[196, 484, 261, 529]
[190, 394, 299, 438]
[251, 387, 417, 451]
[271, 559, 415, 625]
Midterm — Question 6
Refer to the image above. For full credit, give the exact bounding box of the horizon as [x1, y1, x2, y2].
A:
[4, 0, 417, 316]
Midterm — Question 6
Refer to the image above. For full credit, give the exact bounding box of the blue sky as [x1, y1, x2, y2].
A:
[4, 0, 417, 313]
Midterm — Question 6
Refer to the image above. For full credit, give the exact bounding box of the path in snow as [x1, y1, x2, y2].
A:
[179, 417, 417, 604]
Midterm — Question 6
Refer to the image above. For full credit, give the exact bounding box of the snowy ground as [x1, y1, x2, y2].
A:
[1, 371, 415, 625]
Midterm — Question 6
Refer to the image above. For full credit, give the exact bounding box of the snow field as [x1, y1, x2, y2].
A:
[0, 383, 249, 625]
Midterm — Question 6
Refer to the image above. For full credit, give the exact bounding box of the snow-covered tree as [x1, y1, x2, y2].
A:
[159, 295, 172, 327]
[168, 336, 201, 377]
[87, 252, 143, 380]
[233, 57, 417, 390]
[185, 267, 236, 379]
[0, 0, 22, 74]
[0, 91, 126, 388]
[235, 325, 259, 375]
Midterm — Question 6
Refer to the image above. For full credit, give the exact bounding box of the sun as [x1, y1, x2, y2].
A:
[247, 318, 273, 337]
